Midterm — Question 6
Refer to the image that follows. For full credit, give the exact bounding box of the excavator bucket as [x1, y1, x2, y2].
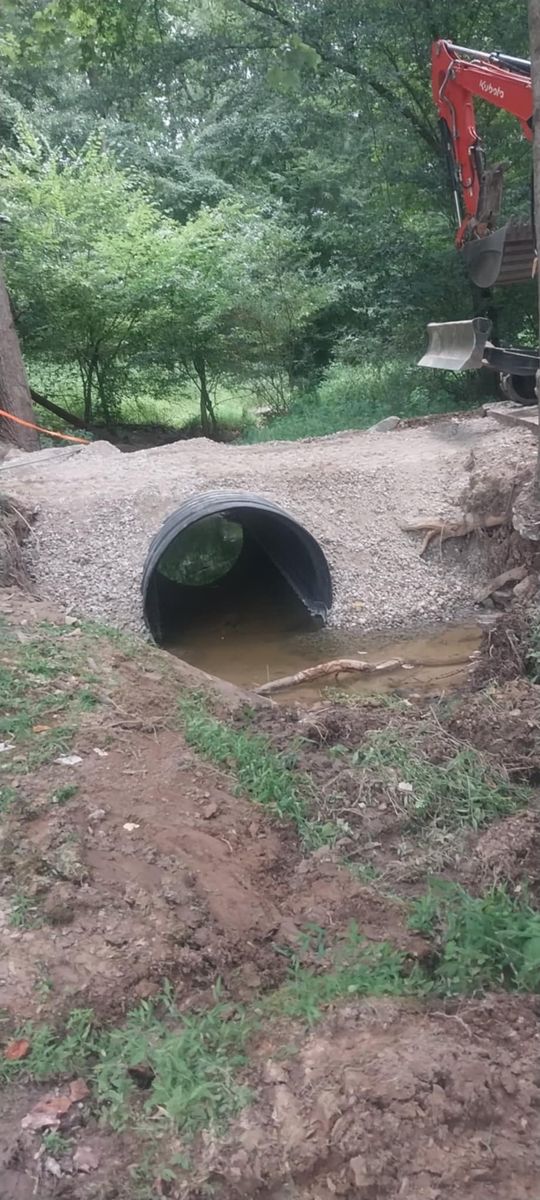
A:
[418, 317, 493, 371]
[461, 220, 535, 288]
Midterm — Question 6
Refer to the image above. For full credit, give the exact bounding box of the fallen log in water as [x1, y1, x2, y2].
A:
[255, 657, 412, 696]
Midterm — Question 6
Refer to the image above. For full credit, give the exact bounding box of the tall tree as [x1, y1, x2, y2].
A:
[0, 266, 38, 450]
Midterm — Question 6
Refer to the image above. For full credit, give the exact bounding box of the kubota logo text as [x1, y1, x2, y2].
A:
[479, 79, 504, 99]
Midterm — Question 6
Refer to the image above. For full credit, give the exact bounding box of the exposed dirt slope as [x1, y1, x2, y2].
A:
[2, 592, 540, 1200]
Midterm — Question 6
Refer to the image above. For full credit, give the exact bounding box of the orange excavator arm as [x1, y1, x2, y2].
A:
[431, 40, 532, 260]
[419, 40, 538, 390]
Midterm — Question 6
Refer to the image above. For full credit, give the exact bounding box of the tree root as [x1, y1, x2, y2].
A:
[255, 657, 412, 696]
[402, 513, 509, 556]
[474, 565, 528, 603]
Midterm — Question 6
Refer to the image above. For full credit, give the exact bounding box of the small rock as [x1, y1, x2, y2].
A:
[133, 978, 160, 1000]
[349, 1157, 370, 1189]
[45, 1157, 63, 1178]
[262, 1059, 288, 1085]
[104, 931, 128, 947]
[88, 808, 106, 823]
[368, 415, 400, 432]
[123, 822, 139, 832]
[43, 885, 76, 926]
[202, 801, 219, 820]
[73, 1145, 100, 1173]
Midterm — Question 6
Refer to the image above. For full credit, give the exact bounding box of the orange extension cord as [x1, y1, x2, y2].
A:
[0, 407, 90, 445]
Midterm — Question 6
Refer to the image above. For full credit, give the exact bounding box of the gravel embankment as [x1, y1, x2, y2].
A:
[0, 416, 534, 632]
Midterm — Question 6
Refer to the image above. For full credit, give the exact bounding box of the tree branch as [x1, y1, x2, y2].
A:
[236, 0, 439, 151]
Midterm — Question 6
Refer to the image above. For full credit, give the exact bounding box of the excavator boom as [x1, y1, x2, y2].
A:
[432, 40, 533, 287]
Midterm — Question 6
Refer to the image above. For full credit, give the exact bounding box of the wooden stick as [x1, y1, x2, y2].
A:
[255, 657, 411, 696]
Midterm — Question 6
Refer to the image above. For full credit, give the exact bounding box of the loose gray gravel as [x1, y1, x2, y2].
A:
[1, 416, 534, 633]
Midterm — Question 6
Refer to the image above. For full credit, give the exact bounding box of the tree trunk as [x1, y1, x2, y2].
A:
[193, 353, 217, 437]
[529, 0, 540, 490]
[30, 388, 86, 430]
[0, 268, 39, 451]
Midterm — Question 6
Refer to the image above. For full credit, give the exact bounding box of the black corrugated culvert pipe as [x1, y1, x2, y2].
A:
[141, 491, 333, 644]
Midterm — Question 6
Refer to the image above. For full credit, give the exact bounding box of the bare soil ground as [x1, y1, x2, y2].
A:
[2, 584, 540, 1199]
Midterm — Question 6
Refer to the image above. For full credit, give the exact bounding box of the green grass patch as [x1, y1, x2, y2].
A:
[410, 881, 540, 995]
[51, 783, 79, 806]
[40, 1131, 73, 1156]
[0, 1008, 98, 1086]
[0, 625, 84, 770]
[0, 784, 18, 815]
[9, 891, 41, 929]
[0, 925, 418, 1127]
[4, 884, 540, 1137]
[351, 730, 526, 829]
[268, 923, 427, 1024]
[0, 620, 125, 776]
[179, 694, 340, 847]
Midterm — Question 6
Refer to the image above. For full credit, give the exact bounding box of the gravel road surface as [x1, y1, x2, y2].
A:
[1, 415, 533, 632]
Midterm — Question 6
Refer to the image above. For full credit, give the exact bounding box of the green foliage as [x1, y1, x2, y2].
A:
[0, 623, 83, 770]
[40, 1131, 73, 1156]
[179, 693, 339, 847]
[270, 923, 426, 1024]
[351, 730, 526, 830]
[9, 891, 40, 929]
[159, 517, 243, 586]
[1, 139, 176, 424]
[0, 1007, 97, 1085]
[0, 784, 18, 815]
[410, 882, 540, 995]
[1, 934, 417, 1126]
[5, 884, 540, 1135]
[248, 358, 494, 442]
[51, 783, 78, 806]
[0, 0, 534, 439]
[95, 996, 252, 1132]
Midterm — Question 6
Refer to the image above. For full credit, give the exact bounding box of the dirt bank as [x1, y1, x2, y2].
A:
[2, 589, 540, 1198]
[0, 412, 535, 632]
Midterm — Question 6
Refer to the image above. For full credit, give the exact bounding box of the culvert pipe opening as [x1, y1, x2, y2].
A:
[141, 491, 333, 673]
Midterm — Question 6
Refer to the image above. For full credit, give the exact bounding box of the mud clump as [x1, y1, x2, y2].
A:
[473, 809, 540, 897]
[205, 998, 540, 1200]
[470, 611, 531, 688]
[448, 676, 540, 777]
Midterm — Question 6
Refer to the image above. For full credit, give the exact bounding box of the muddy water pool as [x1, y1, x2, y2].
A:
[166, 590, 483, 701]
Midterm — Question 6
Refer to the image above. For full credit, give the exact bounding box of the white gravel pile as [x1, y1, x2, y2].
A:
[0, 416, 534, 632]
